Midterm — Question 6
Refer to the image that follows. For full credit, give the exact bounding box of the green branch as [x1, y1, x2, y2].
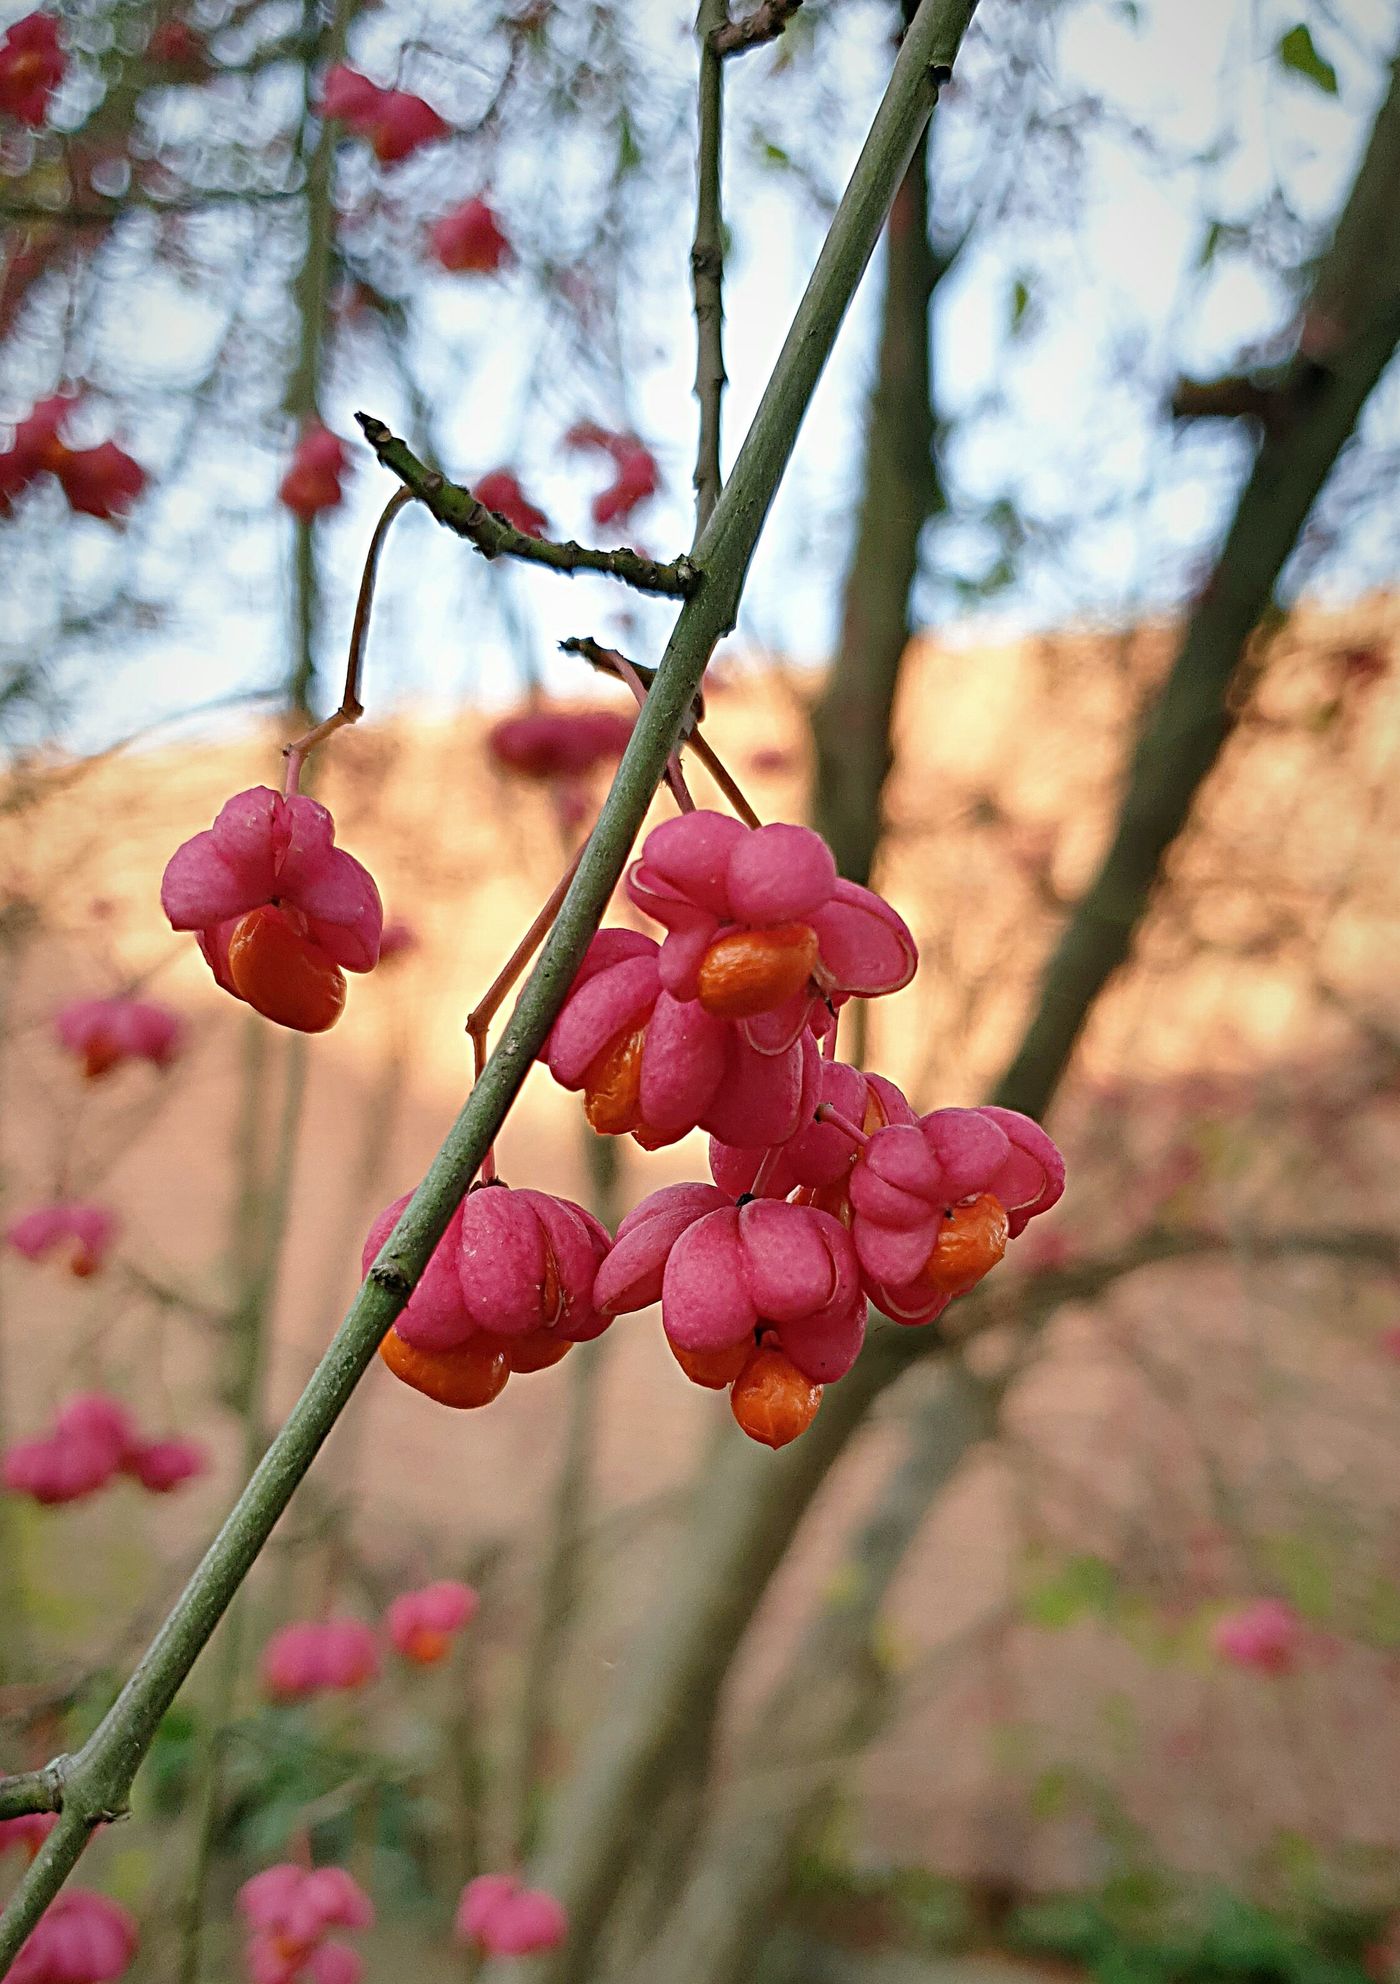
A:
[355, 417, 701, 598]
[0, 0, 974, 1967]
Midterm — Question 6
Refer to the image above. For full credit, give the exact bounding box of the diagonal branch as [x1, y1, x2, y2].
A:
[0, 2, 976, 1969]
[356, 417, 701, 598]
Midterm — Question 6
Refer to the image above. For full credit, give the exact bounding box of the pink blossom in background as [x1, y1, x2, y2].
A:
[473, 468, 547, 537]
[53, 441, 146, 520]
[430, 198, 511, 274]
[1211, 1598, 1303, 1676]
[1376, 1324, 1400, 1362]
[260, 1619, 380, 1701]
[386, 1580, 479, 1664]
[55, 997, 183, 1078]
[278, 425, 349, 519]
[238, 1863, 372, 1984]
[0, 13, 65, 127]
[0, 1813, 56, 1859]
[9, 1888, 137, 1984]
[456, 1873, 568, 1957]
[6, 1203, 117, 1277]
[562, 421, 660, 527]
[122, 1435, 207, 1494]
[488, 707, 634, 782]
[317, 64, 449, 163]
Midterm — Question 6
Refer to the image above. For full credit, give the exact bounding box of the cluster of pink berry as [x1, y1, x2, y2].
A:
[564, 420, 661, 527]
[259, 1581, 477, 1700]
[159, 769, 1063, 1448]
[0, 11, 63, 127]
[237, 1864, 372, 1984]
[0, 398, 145, 523]
[316, 63, 448, 165]
[1, 1392, 205, 1507]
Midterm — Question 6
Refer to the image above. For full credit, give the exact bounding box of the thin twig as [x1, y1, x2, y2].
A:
[282, 487, 412, 792]
[357, 417, 701, 599]
[710, 0, 803, 57]
[691, 0, 729, 535]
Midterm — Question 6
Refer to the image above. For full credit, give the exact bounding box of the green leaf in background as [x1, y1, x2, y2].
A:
[1277, 24, 1339, 95]
[1022, 1553, 1120, 1629]
[1261, 1533, 1335, 1623]
[1010, 276, 1032, 334]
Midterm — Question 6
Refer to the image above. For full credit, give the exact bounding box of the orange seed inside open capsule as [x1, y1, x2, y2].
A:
[695, 923, 820, 1021]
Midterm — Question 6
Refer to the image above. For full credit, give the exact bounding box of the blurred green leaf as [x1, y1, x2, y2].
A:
[1010, 277, 1032, 334]
[1277, 25, 1339, 95]
[1261, 1534, 1334, 1623]
[1022, 1553, 1119, 1629]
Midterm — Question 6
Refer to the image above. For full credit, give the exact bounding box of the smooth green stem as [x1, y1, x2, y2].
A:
[691, 0, 727, 537]
[0, 1, 973, 1965]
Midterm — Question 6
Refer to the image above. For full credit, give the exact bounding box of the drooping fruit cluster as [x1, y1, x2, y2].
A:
[1, 1392, 206, 1506]
[237, 1864, 373, 1984]
[6, 1203, 117, 1278]
[364, 807, 1064, 1447]
[161, 787, 383, 1032]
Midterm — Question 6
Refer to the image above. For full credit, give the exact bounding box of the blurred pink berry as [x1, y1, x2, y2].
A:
[260, 1620, 379, 1702]
[3, 1392, 137, 1506]
[456, 1874, 568, 1957]
[488, 707, 633, 781]
[54, 442, 145, 520]
[430, 198, 511, 274]
[6, 1204, 118, 1278]
[473, 469, 547, 537]
[0, 1813, 56, 1860]
[0, 13, 65, 128]
[317, 65, 448, 162]
[123, 1435, 207, 1494]
[562, 422, 660, 526]
[9, 1888, 137, 1984]
[591, 443, 659, 527]
[147, 18, 204, 66]
[161, 787, 382, 1031]
[387, 1580, 478, 1664]
[239, 1865, 372, 1984]
[1376, 1324, 1400, 1361]
[1211, 1598, 1302, 1676]
[305, 1947, 363, 1984]
[279, 425, 348, 519]
[55, 997, 183, 1078]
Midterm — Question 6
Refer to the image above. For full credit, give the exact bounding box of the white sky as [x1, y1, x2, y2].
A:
[4, 0, 1399, 752]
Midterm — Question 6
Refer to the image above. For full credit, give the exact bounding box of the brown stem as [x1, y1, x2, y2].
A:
[282, 488, 412, 793]
[683, 729, 762, 829]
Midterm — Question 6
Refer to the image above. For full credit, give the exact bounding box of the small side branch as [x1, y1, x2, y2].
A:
[357, 416, 701, 599]
[711, 0, 803, 56]
[0, 1764, 66, 1823]
[692, 0, 729, 534]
